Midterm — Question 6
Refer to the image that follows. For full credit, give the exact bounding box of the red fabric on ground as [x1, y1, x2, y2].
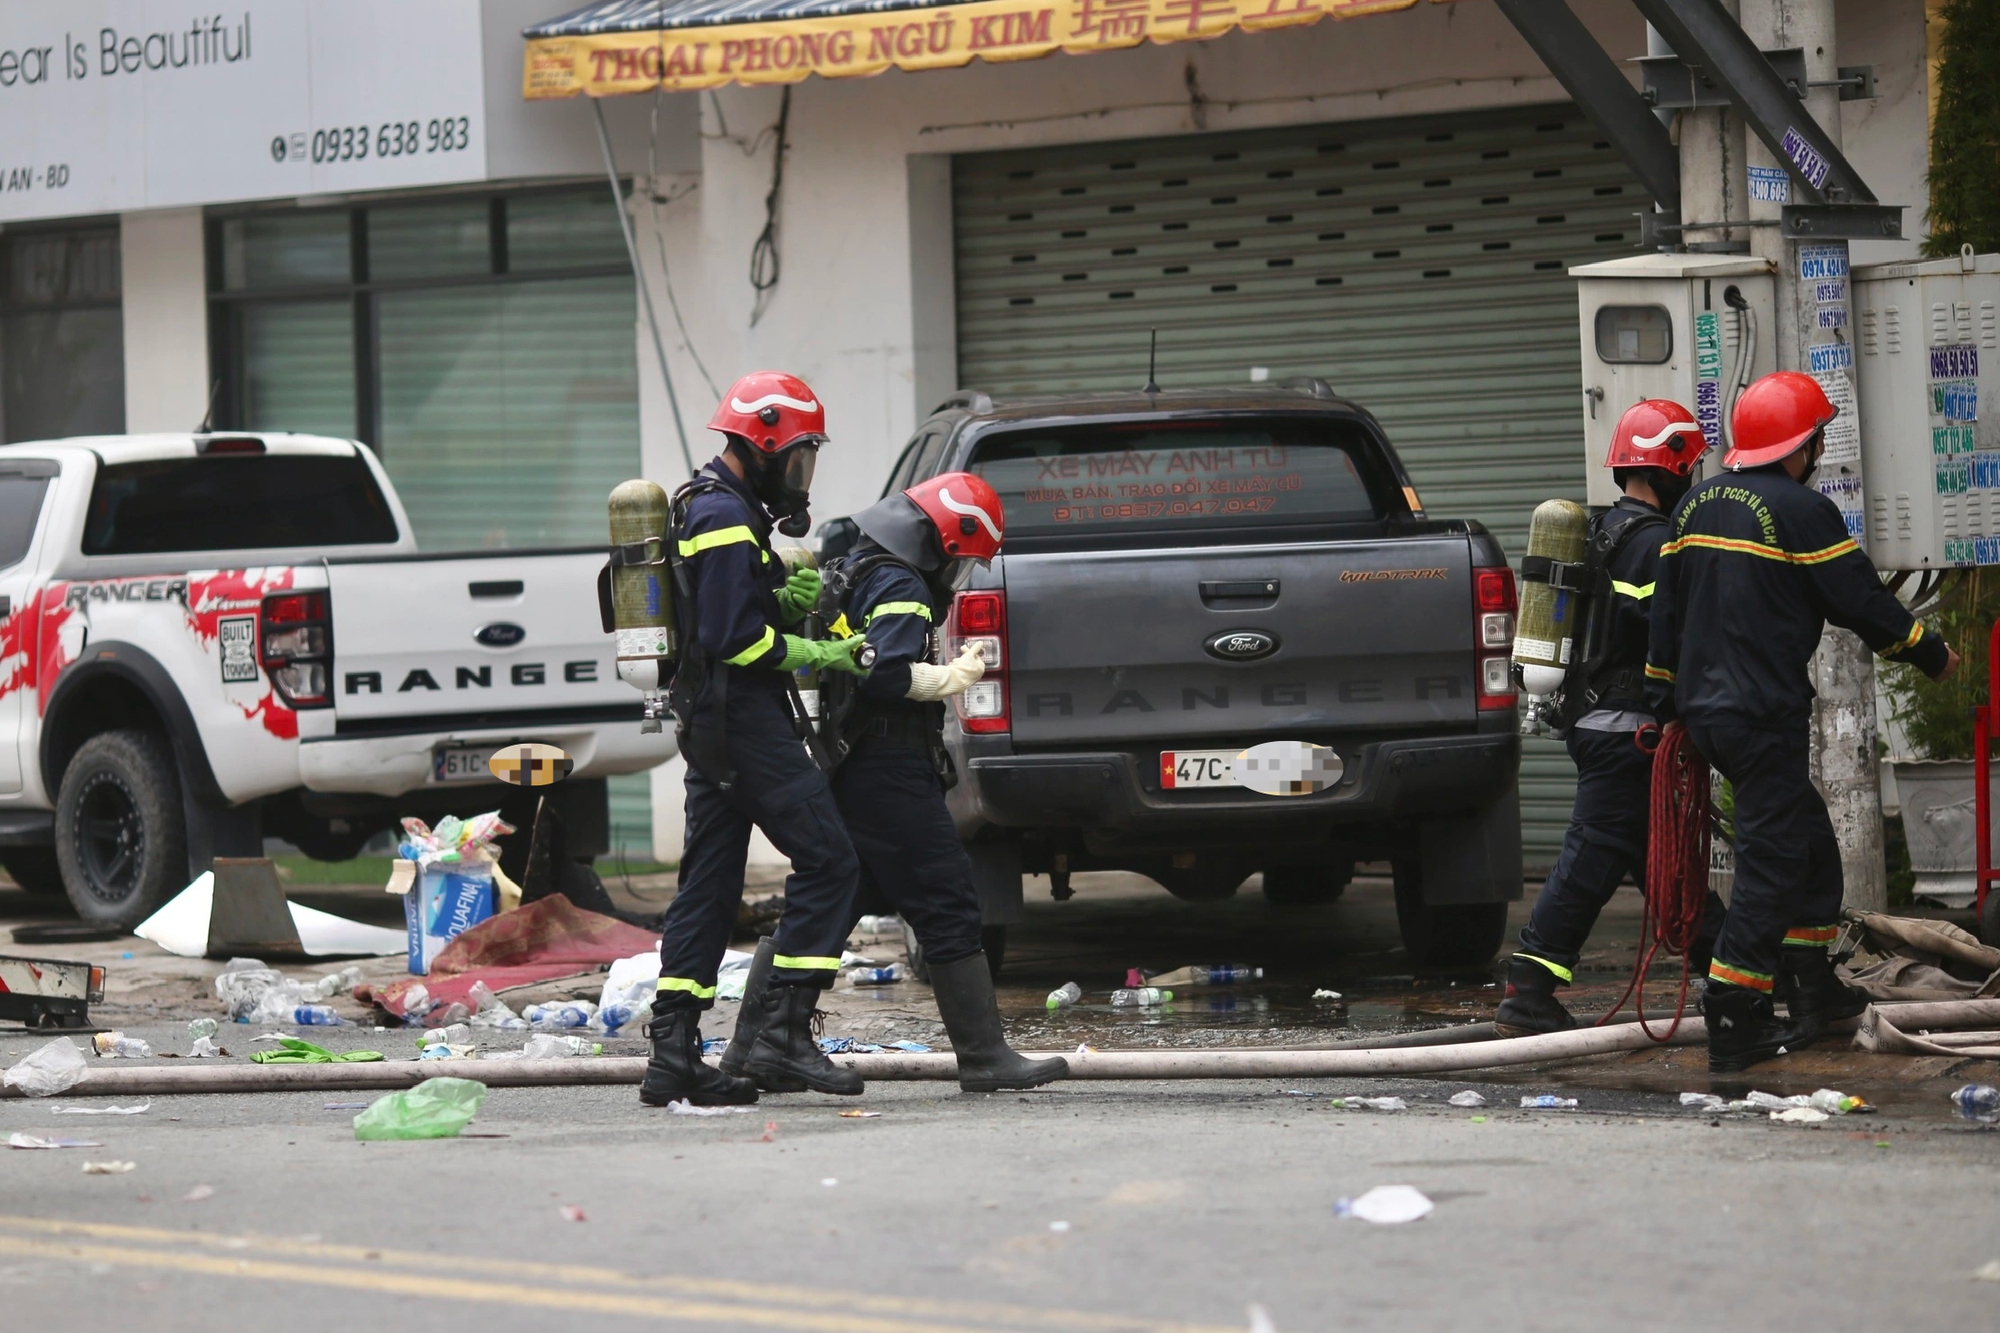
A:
[359, 896, 659, 1020]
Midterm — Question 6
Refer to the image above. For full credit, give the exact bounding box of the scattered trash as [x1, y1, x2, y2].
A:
[852, 915, 901, 936]
[421, 1024, 473, 1049]
[468, 981, 529, 1031]
[1248, 1303, 1276, 1333]
[51, 1103, 148, 1116]
[1520, 1095, 1578, 1109]
[352, 1077, 488, 1141]
[91, 1031, 153, 1060]
[3, 1036, 88, 1097]
[1144, 964, 1264, 988]
[248, 1036, 385, 1065]
[598, 1002, 645, 1034]
[82, 1161, 135, 1175]
[1110, 987, 1172, 1007]
[323, 1102, 371, 1111]
[189, 1037, 223, 1059]
[1075, 1044, 1097, 1055]
[420, 1043, 474, 1061]
[1771, 1107, 1830, 1125]
[1809, 1088, 1872, 1116]
[188, 1018, 219, 1040]
[1048, 1220, 1071, 1233]
[844, 964, 910, 985]
[839, 1110, 882, 1119]
[1448, 1090, 1486, 1108]
[761, 1122, 779, 1142]
[1972, 1259, 2000, 1282]
[816, 1038, 931, 1055]
[1679, 1092, 1729, 1112]
[1744, 1090, 1811, 1110]
[559, 1205, 587, 1222]
[702, 1038, 728, 1056]
[519, 1034, 601, 1059]
[1046, 982, 1082, 1011]
[1469, 1115, 1489, 1124]
[183, 1184, 215, 1201]
[1951, 1084, 2000, 1122]
[1336, 1185, 1433, 1225]
[1332, 1096, 1407, 1112]
[394, 813, 512, 975]
[523, 1001, 597, 1030]
[215, 960, 364, 1025]
[1311, 989, 1344, 1003]
[1282, 1090, 1314, 1098]
[667, 1101, 755, 1117]
[9, 1133, 103, 1149]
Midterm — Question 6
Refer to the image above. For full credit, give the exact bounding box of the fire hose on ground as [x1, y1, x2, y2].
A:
[0, 1018, 1705, 1098]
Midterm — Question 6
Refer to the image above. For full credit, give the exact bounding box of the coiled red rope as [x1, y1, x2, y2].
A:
[1597, 721, 1710, 1040]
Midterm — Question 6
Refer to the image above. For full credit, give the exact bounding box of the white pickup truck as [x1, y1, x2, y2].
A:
[0, 431, 671, 927]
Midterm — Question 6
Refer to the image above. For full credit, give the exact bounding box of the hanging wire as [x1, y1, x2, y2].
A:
[749, 86, 791, 326]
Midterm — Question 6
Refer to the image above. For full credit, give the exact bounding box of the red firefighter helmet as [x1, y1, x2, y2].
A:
[707, 371, 827, 453]
[1605, 399, 1705, 475]
[907, 471, 1005, 564]
[1725, 371, 1836, 470]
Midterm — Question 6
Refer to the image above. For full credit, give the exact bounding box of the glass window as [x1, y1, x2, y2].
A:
[0, 475, 52, 568]
[369, 200, 492, 281]
[507, 192, 628, 272]
[969, 421, 1383, 541]
[239, 302, 355, 438]
[82, 455, 399, 555]
[0, 228, 123, 443]
[220, 213, 351, 290]
[1594, 305, 1673, 364]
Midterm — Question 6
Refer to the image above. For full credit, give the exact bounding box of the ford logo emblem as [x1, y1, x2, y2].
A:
[1205, 629, 1278, 662]
[475, 623, 527, 648]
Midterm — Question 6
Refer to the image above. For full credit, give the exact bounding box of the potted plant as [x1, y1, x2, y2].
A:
[1882, 572, 2000, 912]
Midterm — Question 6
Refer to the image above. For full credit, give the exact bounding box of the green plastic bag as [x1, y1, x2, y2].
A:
[249, 1037, 385, 1065]
[352, 1077, 488, 1141]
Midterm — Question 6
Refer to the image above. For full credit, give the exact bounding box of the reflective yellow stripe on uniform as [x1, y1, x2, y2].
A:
[1644, 663, 1676, 682]
[1793, 538, 1858, 565]
[1782, 925, 1840, 947]
[724, 625, 776, 666]
[1517, 954, 1573, 983]
[677, 525, 760, 557]
[1883, 621, 1925, 655]
[1708, 959, 1775, 991]
[1610, 580, 1655, 600]
[657, 976, 717, 999]
[772, 954, 842, 970]
[1661, 533, 1859, 566]
[865, 601, 933, 625]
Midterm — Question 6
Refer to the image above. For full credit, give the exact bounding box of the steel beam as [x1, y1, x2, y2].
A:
[1494, 0, 1681, 217]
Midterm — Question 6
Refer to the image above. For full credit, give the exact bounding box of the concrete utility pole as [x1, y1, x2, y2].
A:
[1731, 0, 1885, 912]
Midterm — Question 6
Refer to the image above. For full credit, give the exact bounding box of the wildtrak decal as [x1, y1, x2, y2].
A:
[1339, 568, 1447, 583]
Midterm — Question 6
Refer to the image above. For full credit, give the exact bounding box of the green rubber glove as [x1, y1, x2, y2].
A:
[775, 566, 821, 624]
[248, 1036, 386, 1065]
[780, 633, 870, 676]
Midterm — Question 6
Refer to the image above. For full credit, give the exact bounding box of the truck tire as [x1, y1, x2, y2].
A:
[55, 730, 187, 931]
[1, 848, 67, 897]
[1392, 858, 1508, 968]
[1261, 863, 1352, 908]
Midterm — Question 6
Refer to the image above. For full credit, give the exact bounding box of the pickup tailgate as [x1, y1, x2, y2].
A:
[1002, 535, 1475, 746]
[326, 551, 634, 732]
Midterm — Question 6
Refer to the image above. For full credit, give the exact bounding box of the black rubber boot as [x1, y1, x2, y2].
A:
[1774, 947, 1869, 1046]
[929, 953, 1069, 1093]
[718, 936, 776, 1077]
[639, 1003, 758, 1107]
[1702, 982, 1801, 1075]
[743, 984, 865, 1096]
[1493, 956, 1579, 1038]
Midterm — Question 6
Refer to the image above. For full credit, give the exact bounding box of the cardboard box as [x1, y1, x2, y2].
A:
[392, 860, 495, 975]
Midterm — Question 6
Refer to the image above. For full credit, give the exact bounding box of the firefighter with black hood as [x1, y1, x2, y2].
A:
[1647, 371, 1958, 1074]
[1497, 400, 1725, 1036]
[639, 371, 870, 1108]
[723, 472, 1068, 1093]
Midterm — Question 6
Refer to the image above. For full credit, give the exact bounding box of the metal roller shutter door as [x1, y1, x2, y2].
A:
[952, 105, 1643, 866]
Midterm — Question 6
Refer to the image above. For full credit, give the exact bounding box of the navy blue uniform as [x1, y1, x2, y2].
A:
[1647, 466, 1945, 993]
[656, 461, 858, 1001]
[829, 549, 985, 968]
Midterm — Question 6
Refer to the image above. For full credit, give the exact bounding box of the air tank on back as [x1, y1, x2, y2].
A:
[1513, 499, 1589, 697]
[607, 480, 675, 729]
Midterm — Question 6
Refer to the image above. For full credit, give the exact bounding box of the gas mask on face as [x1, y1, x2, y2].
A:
[1653, 469, 1695, 514]
[737, 438, 819, 536]
[944, 558, 978, 592]
[1796, 429, 1826, 486]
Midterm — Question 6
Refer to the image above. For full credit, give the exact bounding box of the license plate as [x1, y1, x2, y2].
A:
[432, 745, 495, 783]
[1159, 750, 1240, 789]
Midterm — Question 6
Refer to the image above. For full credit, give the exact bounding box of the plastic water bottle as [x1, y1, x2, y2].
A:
[1046, 982, 1082, 1011]
[599, 1002, 645, 1034]
[1520, 1094, 1578, 1109]
[1190, 964, 1263, 986]
[1110, 987, 1172, 1007]
[309, 965, 363, 1000]
[291, 1005, 344, 1026]
[91, 1032, 152, 1059]
[1951, 1084, 2000, 1119]
[853, 915, 902, 935]
[187, 1018, 220, 1040]
[523, 1034, 602, 1059]
[524, 1001, 596, 1029]
[420, 1024, 472, 1048]
[845, 964, 908, 985]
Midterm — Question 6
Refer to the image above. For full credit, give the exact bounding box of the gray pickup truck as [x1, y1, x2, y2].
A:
[825, 381, 1523, 969]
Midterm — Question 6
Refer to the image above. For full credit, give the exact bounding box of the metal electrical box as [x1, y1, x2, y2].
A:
[1853, 250, 2000, 569]
[1569, 255, 1778, 508]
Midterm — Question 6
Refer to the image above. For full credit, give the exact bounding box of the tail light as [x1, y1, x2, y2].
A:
[260, 589, 332, 707]
[945, 589, 1009, 734]
[1474, 566, 1517, 712]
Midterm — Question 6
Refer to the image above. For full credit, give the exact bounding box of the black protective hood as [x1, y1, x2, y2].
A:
[851, 492, 940, 571]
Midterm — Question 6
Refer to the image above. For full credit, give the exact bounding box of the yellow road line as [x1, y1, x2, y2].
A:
[0, 1215, 1240, 1333]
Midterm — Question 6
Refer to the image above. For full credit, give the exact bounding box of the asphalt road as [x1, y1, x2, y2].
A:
[2, 872, 1997, 1328]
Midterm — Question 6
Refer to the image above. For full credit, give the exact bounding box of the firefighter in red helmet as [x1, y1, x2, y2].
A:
[1647, 371, 1958, 1073]
[640, 371, 869, 1108]
[1498, 400, 1724, 1035]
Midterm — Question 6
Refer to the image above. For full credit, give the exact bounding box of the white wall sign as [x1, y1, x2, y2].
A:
[0, 1, 486, 223]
